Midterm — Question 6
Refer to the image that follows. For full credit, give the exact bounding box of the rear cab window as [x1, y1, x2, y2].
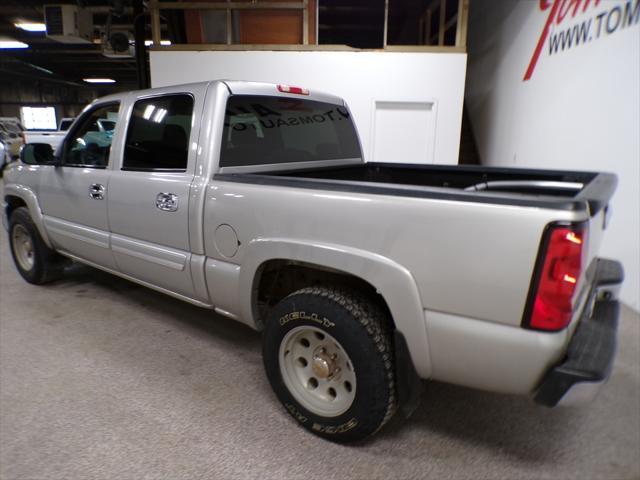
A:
[220, 95, 362, 168]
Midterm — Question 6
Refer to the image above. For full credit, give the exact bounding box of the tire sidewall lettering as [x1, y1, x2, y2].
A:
[279, 311, 335, 329]
[284, 402, 308, 424]
[311, 418, 358, 435]
[286, 402, 359, 436]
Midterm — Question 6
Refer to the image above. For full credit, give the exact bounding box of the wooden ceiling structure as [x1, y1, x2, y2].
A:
[0, 0, 468, 93]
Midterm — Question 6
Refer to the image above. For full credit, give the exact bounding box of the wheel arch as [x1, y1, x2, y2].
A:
[239, 238, 432, 379]
[3, 185, 53, 248]
[4, 194, 26, 221]
[253, 258, 388, 325]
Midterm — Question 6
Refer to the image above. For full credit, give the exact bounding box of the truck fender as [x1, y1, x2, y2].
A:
[3, 184, 53, 248]
[238, 238, 433, 379]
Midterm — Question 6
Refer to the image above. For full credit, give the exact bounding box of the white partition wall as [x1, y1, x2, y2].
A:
[465, 0, 640, 310]
[150, 50, 467, 165]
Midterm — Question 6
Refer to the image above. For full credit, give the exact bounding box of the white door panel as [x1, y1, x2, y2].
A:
[107, 90, 203, 299]
[108, 172, 194, 296]
[371, 100, 436, 164]
[110, 233, 194, 297]
[43, 216, 113, 267]
[111, 234, 187, 271]
[36, 102, 121, 269]
[37, 167, 116, 268]
[108, 172, 191, 251]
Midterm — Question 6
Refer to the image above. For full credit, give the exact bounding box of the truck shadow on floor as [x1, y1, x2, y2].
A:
[53, 263, 584, 463]
[56, 262, 262, 347]
[376, 380, 584, 463]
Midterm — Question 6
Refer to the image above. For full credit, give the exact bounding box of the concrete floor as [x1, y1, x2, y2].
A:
[0, 233, 639, 480]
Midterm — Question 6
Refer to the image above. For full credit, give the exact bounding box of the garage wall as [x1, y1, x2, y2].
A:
[465, 0, 640, 310]
[0, 78, 97, 124]
[149, 50, 467, 165]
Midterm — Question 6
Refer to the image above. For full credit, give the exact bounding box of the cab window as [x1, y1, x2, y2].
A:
[123, 94, 194, 171]
[63, 103, 120, 168]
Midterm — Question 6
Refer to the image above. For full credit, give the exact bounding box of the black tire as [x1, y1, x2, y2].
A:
[8, 207, 66, 284]
[262, 286, 397, 442]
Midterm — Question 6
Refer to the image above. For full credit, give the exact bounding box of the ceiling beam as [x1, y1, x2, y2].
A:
[0, 6, 134, 16]
[10, 56, 137, 63]
[12, 49, 118, 55]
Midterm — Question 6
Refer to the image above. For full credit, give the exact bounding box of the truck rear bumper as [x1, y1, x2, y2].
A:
[534, 259, 623, 407]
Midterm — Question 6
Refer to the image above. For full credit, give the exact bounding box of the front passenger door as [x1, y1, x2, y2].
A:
[37, 102, 120, 269]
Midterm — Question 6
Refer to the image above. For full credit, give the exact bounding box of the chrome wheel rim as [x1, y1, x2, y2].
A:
[279, 326, 357, 417]
[11, 224, 35, 272]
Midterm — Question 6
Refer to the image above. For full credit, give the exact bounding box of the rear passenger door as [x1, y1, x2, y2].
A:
[107, 90, 202, 299]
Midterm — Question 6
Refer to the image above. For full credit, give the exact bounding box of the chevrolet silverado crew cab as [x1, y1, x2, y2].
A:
[3, 80, 623, 442]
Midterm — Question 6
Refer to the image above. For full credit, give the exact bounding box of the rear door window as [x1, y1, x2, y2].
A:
[123, 94, 194, 171]
[220, 95, 362, 167]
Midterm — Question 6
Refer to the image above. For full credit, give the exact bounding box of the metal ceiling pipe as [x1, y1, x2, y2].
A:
[133, 0, 150, 89]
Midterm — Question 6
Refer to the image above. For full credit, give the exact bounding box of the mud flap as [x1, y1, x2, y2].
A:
[394, 330, 424, 418]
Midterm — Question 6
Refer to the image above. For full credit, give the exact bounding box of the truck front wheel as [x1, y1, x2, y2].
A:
[9, 207, 66, 284]
[262, 286, 397, 442]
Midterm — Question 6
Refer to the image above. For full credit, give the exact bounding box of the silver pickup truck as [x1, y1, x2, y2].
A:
[2, 80, 623, 442]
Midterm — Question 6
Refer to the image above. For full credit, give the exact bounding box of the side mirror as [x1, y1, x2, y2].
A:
[20, 143, 58, 166]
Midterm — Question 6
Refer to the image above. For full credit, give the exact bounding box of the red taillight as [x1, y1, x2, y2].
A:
[277, 84, 309, 95]
[526, 223, 587, 331]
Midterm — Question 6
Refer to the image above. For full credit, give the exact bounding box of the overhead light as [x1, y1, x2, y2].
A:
[0, 39, 29, 49]
[83, 78, 116, 84]
[144, 40, 172, 46]
[14, 22, 47, 32]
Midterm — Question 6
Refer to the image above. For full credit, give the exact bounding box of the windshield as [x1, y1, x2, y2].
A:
[220, 95, 362, 168]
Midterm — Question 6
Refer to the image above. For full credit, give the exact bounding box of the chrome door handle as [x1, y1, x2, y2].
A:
[156, 192, 178, 212]
[89, 183, 105, 200]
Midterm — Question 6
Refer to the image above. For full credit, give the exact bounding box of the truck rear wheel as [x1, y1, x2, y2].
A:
[9, 207, 66, 284]
[262, 286, 397, 442]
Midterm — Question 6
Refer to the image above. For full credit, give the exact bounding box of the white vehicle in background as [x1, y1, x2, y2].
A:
[23, 131, 65, 152]
[0, 137, 11, 176]
[59, 118, 75, 131]
[23, 117, 76, 152]
[0, 118, 25, 159]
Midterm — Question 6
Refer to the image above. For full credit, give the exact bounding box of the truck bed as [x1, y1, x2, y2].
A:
[216, 162, 616, 215]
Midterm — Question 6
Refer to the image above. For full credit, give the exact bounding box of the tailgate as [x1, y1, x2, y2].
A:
[521, 171, 618, 333]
